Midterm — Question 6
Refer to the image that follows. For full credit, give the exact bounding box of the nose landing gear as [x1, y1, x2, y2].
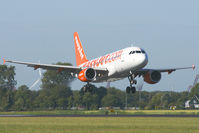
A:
[126, 74, 137, 94]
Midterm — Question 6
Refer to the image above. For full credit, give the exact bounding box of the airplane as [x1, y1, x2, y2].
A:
[4, 32, 195, 93]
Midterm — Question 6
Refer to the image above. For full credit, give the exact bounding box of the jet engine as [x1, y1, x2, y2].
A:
[144, 70, 161, 84]
[78, 68, 96, 82]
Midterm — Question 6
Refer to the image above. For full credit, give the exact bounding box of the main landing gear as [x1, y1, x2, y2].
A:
[81, 83, 94, 93]
[126, 74, 137, 94]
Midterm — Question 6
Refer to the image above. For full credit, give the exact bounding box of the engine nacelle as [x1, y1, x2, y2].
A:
[144, 70, 161, 84]
[78, 68, 96, 82]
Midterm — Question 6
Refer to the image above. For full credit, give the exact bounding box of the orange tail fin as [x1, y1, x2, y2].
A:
[74, 32, 88, 66]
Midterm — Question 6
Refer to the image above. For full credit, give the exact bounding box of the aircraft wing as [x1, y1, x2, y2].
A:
[135, 65, 195, 76]
[5, 60, 108, 76]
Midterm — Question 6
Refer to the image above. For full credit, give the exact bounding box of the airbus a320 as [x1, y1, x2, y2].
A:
[4, 32, 195, 93]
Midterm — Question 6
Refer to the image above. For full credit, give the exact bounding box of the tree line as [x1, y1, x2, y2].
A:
[0, 64, 198, 111]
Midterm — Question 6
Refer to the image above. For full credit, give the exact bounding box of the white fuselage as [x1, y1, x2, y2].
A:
[80, 47, 148, 82]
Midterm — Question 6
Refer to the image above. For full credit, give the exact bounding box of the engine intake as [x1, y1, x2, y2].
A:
[144, 70, 161, 84]
[78, 68, 96, 82]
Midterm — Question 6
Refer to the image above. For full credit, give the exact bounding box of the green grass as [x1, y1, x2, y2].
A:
[0, 117, 199, 133]
[1, 110, 199, 116]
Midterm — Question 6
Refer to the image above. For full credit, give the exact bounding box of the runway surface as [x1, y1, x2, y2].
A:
[0, 114, 199, 117]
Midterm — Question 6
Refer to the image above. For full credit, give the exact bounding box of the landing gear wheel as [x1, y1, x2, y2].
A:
[126, 87, 131, 94]
[81, 83, 94, 94]
[82, 86, 88, 92]
[88, 86, 94, 93]
[126, 86, 137, 94]
[131, 87, 136, 94]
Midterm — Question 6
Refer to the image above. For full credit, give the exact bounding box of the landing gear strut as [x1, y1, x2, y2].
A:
[126, 74, 137, 94]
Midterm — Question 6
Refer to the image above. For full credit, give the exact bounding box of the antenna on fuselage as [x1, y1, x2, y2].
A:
[131, 42, 136, 47]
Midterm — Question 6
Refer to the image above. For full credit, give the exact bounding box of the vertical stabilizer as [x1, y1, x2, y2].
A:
[74, 32, 88, 66]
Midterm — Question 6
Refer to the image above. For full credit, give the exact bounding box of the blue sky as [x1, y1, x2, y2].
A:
[0, 0, 198, 91]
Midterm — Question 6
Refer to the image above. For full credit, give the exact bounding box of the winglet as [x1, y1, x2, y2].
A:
[192, 64, 195, 70]
[3, 58, 6, 64]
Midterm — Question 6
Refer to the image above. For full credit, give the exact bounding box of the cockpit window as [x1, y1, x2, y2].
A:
[136, 51, 141, 53]
[129, 51, 135, 55]
[129, 50, 145, 55]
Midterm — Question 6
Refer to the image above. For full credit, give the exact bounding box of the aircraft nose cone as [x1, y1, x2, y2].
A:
[144, 54, 148, 64]
[140, 54, 148, 67]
